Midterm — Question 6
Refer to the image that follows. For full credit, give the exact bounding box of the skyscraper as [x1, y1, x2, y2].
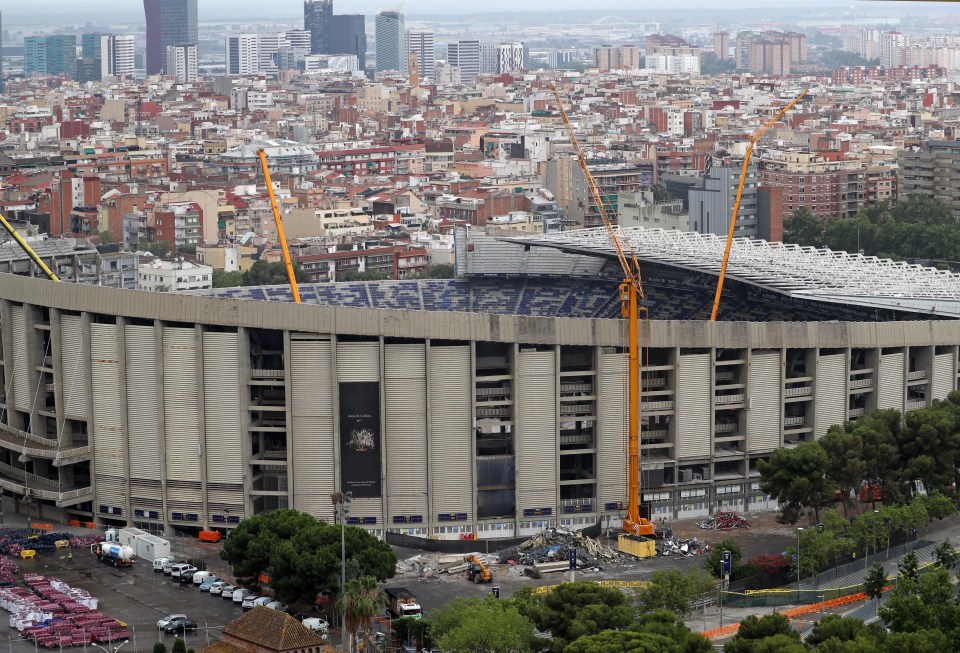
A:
[495, 42, 526, 73]
[375, 10, 405, 73]
[144, 0, 198, 75]
[226, 34, 261, 75]
[448, 40, 479, 83]
[407, 29, 434, 80]
[304, 0, 333, 55]
[0, 12, 4, 93]
[102, 35, 136, 78]
[24, 35, 77, 79]
[166, 44, 197, 82]
[330, 15, 367, 70]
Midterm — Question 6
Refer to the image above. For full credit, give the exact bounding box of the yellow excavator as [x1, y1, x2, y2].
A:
[464, 554, 493, 583]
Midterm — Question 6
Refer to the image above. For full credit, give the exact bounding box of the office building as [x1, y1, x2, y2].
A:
[496, 42, 527, 73]
[101, 35, 136, 79]
[23, 35, 77, 79]
[407, 29, 434, 80]
[304, 0, 333, 55]
[330, 15, 367, 70]
[688, 164, 759, 238]
[448, 40, 480, 82]
[166, 43, 198, 83]
[285, 29, 312, 51]
[899, 140, 960, 217]
[714, 31, 730, 59]
[375, 10, 405, 73]
[144, 0, 198, 75]
[226, 34, 261, 76]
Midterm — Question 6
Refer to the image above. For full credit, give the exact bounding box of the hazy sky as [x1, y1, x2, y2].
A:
[1, 0, 955, 24]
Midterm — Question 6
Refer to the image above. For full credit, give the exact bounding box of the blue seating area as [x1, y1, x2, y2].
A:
[194, 274, 911, 322]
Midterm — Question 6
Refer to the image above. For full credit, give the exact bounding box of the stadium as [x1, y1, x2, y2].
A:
[1, 226, 959, 540]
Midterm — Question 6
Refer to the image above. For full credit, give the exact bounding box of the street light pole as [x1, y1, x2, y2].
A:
[796, 527, 804, 595]
[331, 491, 352, 652]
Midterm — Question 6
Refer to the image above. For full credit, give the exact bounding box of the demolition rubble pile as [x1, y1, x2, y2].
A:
[395, 553, 499, 580]
[659, 536, 711, 557]
[499, 527, 621, 575]
[697, 511, 751, 531]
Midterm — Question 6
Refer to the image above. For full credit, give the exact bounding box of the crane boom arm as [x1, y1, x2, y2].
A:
[710, 89, 808, 321]
[258, 149, 301, 304]
[551, 83, 652, 537]
[0, 213, 59, 281]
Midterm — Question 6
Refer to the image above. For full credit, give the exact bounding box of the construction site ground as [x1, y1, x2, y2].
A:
[395, 511, 795, 614]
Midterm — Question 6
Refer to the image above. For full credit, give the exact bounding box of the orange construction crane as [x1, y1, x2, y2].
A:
[551, 83, 653, 538]
[710, 89, 808, 321]
[258, 149, 301, 304]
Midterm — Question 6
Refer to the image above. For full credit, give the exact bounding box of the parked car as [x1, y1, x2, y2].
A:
[208, 582, 227, 596]
[302, 618, 328, 633]
[153, 557, 170, 572]
[249, 596, 273, 609]
[241, 595, 262, 609]
[198, 577, 223, 592]
[163, 561, 187, 575]
[220, 585, 238, 600]
[193, 571, 215, 585]
[266, 601, 287, 612]
[163, 618, 198, 634]
[174, 566, 198, 582]
[157, 614, 187, 629]
[232, 588, 255, 604]
[286, 610, 308, 622]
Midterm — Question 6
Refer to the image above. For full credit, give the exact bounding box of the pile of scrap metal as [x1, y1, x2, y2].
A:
[659, 536, 711, 557]
[499, 527, 620, 576]
[697, 511, 750, 530]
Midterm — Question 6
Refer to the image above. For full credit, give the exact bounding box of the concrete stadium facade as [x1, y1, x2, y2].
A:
[1, 271, 959, 539]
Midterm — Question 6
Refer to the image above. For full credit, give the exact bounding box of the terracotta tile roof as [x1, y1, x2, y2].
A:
[222, 607, 328, 651]
[199, 641, 246, 653]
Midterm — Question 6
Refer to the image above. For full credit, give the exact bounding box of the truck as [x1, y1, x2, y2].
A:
[92, 542, 135, 567]
[384, 587, 422, 619]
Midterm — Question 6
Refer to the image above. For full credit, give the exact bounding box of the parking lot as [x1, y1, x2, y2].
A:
[0, 537, 247, 653]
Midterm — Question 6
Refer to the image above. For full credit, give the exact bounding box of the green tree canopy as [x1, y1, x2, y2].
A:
[704, 539, 743, 579]
[212, 269, 244, 288]
[430, 596, 536, 653]
[241, 259, 309, 286]
[863, 563, 887, 601]
[564, 631, 679, 653]
[634, 569, 716, 617]
[758, 441, 834, 523]
[806, 614, 886, 649]
[514, 581, 635, 653]
[219, 509, 396, 603]
[879, 567, 960, 634]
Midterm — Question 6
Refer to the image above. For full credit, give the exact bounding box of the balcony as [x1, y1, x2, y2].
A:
[643, 400, 674, 412]
[642, 376, 666, 389]
[560, 432, 594, 447]
[850, 378, 872, 390]
[848, 407, 866, 417]
[714, 422, 738, 434]
[784, 416, 806, 428]
[0, 423, 91, 465]
[907, 370, 927, 381]
[715, 393, 744, 406]
[560, 403, 593, 417]
[906, 400, 927, 410]
[250, 369, 284, 379]
[784, 386, 812, 398]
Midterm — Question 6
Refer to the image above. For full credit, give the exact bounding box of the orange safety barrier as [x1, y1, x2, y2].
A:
[84, 522, 97, 529]
[30, 522, 53, 532]
[67, 520, 80, 527]
[702, 624, 740, 640]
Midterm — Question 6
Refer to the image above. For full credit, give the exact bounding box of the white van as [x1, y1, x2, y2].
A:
[169, 563, 191, 579]
[232, 588, 254, 604]
[153, 557, 170, 572]
[192, 571, 213, 585]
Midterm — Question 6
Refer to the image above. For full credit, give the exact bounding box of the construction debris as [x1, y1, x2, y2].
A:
[659, 536, 711, 557]
[499, 527, 620, 570]
[697, 511, 750, 531]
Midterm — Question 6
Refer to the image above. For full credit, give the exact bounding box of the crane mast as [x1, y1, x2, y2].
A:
[258, 149, 302, 304]
[550, 83, 653, 537]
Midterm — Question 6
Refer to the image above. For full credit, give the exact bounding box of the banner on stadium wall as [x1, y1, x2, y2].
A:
[338, 381, 382, 498]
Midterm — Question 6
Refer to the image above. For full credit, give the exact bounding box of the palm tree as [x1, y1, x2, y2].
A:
[337, 576, 386, 653]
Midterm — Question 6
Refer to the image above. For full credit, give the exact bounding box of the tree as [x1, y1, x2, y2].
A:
[430, 596, 536, 653]
[338, 268, 392, 282]
[564, 630, 679, 653]
[629, 610, 712, 653]
[723, 614, 801, 653]
[758, 441, 834, 523]
[883, 630, 951, 653]
[806, 614, 886, 649]
[219, 509, 396, 604]
[393, 616, 431, 650]
[788, 527, 830, 581]
[416, 263, 455, 279]
[863, 563, 887, 601]
[651, 183, 670, 202]
[704, 539, 743, 579]
[172, 639, 186, 653]
[897, 551, 920, 583]
[337, 576, 386, 653]
[634, 568, 716, 617]
[879, 568, 959, 633]
[932, 539, 958, 570]
[242, 259, 309, 286]
[514, 581, 634, 653]
[153, 643, 167, 653]
[141, 240, 172, 258]
[819, 427, 866, 515]
[213, 269, 244, 288]
[783, 207, 823, 247]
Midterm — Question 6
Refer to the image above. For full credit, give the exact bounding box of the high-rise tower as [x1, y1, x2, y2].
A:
[144, 0, 198, 75]
[375, 9, 405, 73]
[304, 0, 333, 55]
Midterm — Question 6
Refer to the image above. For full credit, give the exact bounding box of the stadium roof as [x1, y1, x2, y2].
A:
[506, 227, 960, 318]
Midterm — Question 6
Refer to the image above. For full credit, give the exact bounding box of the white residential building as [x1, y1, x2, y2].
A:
[496, 42, 526, 73]
[100, 34, 135, 79]
[165, 43, 198, 82]
[137, 259, 213, 292]
[225, 34, 260, 76]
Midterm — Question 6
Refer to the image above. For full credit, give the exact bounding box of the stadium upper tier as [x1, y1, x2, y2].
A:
[504, 227, 960, 319]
